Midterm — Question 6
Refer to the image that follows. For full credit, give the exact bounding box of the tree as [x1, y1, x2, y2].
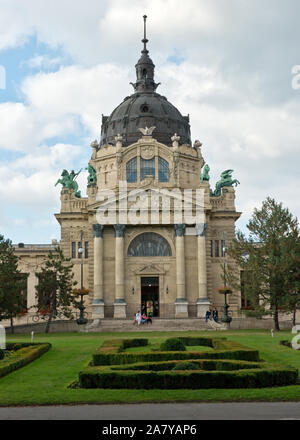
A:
[0, 235, 27, 334]
[35, 247, 77, 333]
[227, 197, 300, 331]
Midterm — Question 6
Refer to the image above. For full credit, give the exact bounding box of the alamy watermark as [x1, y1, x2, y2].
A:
[291, 65, 300, 90]
[291, 325, 300, 350]
[0, 65, 6, 90]
[0, 325, 6, 350]
[95, 182, 205, 228]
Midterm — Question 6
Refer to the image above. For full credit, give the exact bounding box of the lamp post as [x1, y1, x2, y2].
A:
[76, 231, 88, 325]
[220, 232, 232, 325]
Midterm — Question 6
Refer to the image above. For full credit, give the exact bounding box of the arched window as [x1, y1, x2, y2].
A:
[140, 158, 155, 181]
[128, 233, 172, 257]
[126, 157, 137, 182]
[158, 157, 169, 182]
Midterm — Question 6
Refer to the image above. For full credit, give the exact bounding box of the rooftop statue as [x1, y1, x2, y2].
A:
[55, 169, 82, 198]
[211, 169, 240, 197]
[200, 164, 210, 183]
[86, 164, 97, 187]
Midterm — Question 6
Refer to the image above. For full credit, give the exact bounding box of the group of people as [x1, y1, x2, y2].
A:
[205, 308, 219, 323]
[133, 310, 152, 326]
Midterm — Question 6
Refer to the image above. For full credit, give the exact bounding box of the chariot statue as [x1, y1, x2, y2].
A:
[211, 169, 240, 197]
[86, 164, 97, 187]
[200, 164, 210, 183]
[55, 169, 82, 198]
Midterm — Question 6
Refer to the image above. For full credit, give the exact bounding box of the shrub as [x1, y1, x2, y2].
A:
[172, 362, 199, 371]
[79, 365, 298, 389]
[160, 338, 186, 352]
[0, 343, 51, 379]
[13, 343, 22, 351]
[0, 349, 4, 360]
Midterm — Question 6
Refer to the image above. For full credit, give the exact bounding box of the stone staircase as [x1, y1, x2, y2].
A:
[82, 318, 212, 333]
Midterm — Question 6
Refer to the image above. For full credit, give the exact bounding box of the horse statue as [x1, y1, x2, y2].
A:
[86, 164, 97, 187]
[200, 164, 210, 183]
[212, 169, 240, 197]
[55, 169, 82, 198]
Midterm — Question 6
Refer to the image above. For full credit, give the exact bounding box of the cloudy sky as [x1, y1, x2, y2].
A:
[0, 0, 300, 243]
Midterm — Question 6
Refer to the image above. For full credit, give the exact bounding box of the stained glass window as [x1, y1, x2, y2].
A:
[158, 156, 169, 182]
[126, 157, 137, 182]
[140, 158, 155, 181]
[128, 232, 172, 257]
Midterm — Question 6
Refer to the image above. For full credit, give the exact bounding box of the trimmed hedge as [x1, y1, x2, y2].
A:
[93, 336, 259, 366]
[79, 365, 298, 389]
[160, 338, 186, 352]
[109, 358, 262, 372]
[0, 349, 4, 360]
[80, 336, 296, 389]
[0, 343, 51, 379]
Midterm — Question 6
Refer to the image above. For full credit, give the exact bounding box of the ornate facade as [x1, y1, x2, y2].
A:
[54, 17, 242, 325]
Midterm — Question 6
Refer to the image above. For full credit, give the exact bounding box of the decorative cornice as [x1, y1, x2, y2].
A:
[114, 224, 126, 237]
[92, 224, 104, 238]
[174, 224, 186, 237]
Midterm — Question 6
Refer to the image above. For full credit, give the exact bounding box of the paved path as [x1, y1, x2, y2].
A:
[0, 402, 300, 420]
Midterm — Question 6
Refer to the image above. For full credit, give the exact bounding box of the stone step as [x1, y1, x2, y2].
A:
[83, 318, 212, 332]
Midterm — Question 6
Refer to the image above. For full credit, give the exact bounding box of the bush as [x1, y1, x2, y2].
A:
[13, 343, 22, 351]
[0, 349, 4, 360]
[173, 362, 199, 371]
[0, 343, 51, 379]
[79, 365, 298, 389]
[280, 340, 292, 348]
[160, 338, 186, 352]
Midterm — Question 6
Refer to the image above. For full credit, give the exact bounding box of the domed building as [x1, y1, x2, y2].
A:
[54, 17, 242, 327]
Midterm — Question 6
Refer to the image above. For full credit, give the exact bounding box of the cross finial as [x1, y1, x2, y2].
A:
[142, 14, 148, 53]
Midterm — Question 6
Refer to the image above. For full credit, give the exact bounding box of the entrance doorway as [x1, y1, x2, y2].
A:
[141, 277, 159, 317]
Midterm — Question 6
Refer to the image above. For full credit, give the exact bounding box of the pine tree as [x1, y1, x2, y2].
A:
[0, 235, 27, 334]
[35, 247, 77, 333]
[227, 198, 300, 331]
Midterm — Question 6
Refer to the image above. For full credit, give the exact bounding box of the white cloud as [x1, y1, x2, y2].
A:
[1, 0, 300, 242]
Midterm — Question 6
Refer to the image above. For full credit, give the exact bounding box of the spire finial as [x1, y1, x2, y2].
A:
[142, 14, 148, 54]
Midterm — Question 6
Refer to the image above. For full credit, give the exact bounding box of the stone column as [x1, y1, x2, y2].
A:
[92, 224, 104, 319]
[114, 224, 126, 318]
[27, 271, 38, 310]
[196, 223, 210, 317]
[174, 224, 188, 318]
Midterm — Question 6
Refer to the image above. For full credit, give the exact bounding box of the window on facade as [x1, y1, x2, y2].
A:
[126, 157, 137, 183]
[71, 242, 76, 259]
[128, 232, 172, 257]
[85, 241, 89, 259]
[214, 240, 219, 257]
[140, 158, 155, 181]
[210, 240, 213, 257]
[158, 157, 169, 182]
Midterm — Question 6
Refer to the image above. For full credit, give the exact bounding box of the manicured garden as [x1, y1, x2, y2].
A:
[0, 330, 300, 406]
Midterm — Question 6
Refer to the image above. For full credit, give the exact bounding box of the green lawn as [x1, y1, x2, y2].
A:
[0, 329, 300, 406]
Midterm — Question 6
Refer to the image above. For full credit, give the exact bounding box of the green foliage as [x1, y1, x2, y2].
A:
[172, 362, 199, 370]
[35, 247, 77, 333]
[92, 337, 260, 366]
[118, 339, 148, 353]
[0, 349, 4, 360]
[160, 338, 186, 352]
[79, 365, 298, 389]
[0, 343, 51, 379]
[226, 197, 300, 331]
[0, 235, 27, 330]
